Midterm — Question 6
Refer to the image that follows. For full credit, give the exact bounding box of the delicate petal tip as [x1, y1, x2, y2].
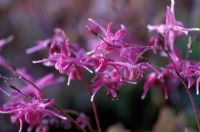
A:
[67, 75, 71, 86]
[25, 48, 34, 55]
[45, 109, 67, 120]
[120, 24, 126, 29]
[141, 94, 146, 100]
[88, 18, 94, 22]
[147, 25, 155, 31]
[196, 79, 200, 95]
[86, 51, 92, 56]
[127, 81, 137, 85]
[58, 115, 67, 120]
[91, 89, 99, 102]
[170, 0, 175, 13]
[188, 28, 200, 32]
[32, 58, 50, 64]
[32, 60, 43, 64]
[90, 93, 95, 102]
[18, 119, 23, 132]
[165, 94, 168, 100]
[82, 66, 93, 73]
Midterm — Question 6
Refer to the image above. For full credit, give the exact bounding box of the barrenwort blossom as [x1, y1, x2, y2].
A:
[87, 18, 128, 55]
[143, 0, 200, 100]
[90, 68, 123, 101]
[147, 0, 200, 61]
[29, 28, 93, 86]
[1, 0, 200, 131]
[0, 98, 67, 132]
[11, 68, 64, 99]
[141, 66, 179, 100]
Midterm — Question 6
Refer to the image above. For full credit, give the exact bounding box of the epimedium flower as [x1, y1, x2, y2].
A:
[141, 67, 179, 100]
[90, 68, 123, 101]
[11, 68, 64, 100]
[147, 0, 200, 60]
[26, 28, 69, 55]
[87, 18, 128, 55]
[141, 60, 200, 99]
[172, 60, 200, 94]
[90, 65, 138, 101]
[0, 98, 67, 132]
[28, 28, 93, 86]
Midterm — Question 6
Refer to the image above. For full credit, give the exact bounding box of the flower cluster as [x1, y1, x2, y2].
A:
[28, 19, 157, 101]
[0, 64, 68, 132]
[0, 98, 67, 132]
[144, 0, 200, 99]
[0, 0, 200, 131]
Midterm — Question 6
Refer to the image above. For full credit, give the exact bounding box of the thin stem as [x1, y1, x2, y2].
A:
[165, 51, 200, 130]
[78, 68, 102, 132]
[3, 60, 86, 132]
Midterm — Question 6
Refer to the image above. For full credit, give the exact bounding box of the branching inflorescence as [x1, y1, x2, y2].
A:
[0, 0, 200, 131]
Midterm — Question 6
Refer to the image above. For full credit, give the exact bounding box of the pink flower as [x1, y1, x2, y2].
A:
[29, 28, 92, 85]
[26, 28, 69, 55]
[90, 68, 123, 101]
[11, 68, 64, 99]
[87, 18, 128, 55]
[141, 60, 200, 99]
[147, 0, 200, 59]
[0, 98, 67, 132]
[142, 65, 179, 100]
[173, 60, 200, 93]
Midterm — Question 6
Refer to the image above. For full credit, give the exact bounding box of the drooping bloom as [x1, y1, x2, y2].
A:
[141, 61, 182, 100]
[0, 98, 67, 132]
[147, 0, 200, 61]
[86, 19, 161, 101]
[90, 68, 124, 101]
[28, 28, 93, 85]
[11, 68, 64, 100]
[87, 18, 128, 55]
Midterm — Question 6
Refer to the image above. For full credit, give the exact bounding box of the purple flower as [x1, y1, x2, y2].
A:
[173, 60, 200, 93]
[29, 28, 92, 85]
[0, 98, 67, 132]
[11, 68, 64, 99]
[90, 68, 123, 101]
[87, 18, 128, 55]
[147, 0, 200, 59]
[142, 65, 179, 100]
[26, 28, 69, 55]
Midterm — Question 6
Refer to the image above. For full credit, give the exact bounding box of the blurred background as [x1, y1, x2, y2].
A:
[0, 0, 200, 131]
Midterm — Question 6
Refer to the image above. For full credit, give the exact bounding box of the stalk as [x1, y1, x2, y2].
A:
[4, 61, 87, 132]
[78, 68, 102, 132]
[165, 51, 200, 130]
